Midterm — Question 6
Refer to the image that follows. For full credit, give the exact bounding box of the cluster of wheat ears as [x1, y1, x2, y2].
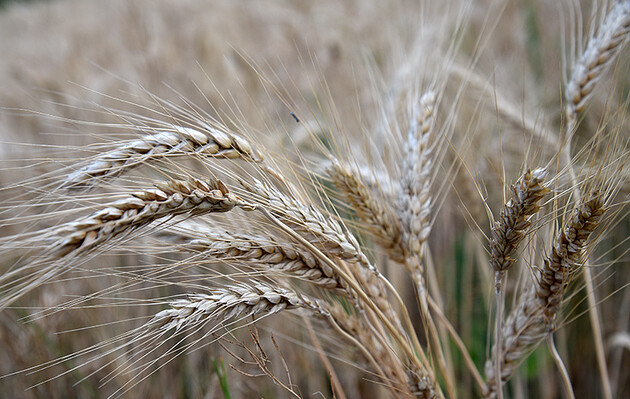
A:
[1, 0, 630, 398]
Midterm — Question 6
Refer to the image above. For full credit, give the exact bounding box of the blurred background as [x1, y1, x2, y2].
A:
[0, 0, 629, 398]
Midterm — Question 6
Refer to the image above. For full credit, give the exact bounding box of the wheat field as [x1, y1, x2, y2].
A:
[0, 0, 629, 398]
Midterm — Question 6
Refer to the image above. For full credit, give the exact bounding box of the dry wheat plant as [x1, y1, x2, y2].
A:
[1, 0, 630, 398]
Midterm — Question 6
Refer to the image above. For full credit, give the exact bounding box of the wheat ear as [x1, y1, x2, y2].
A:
[535, 193, 606, 324]
[151, 283, 327, 332]
[172, 229, 348, 291]
[399, 90, 436, 265]
[242, 178, 370, 267]
[326, 160, 404, 262]
[566, 1, 630, 122]
[63, 125, 263, 189]
[394, 91, 456, 396]
[484, 193, 606, 398]
[53, 177, 250, 256]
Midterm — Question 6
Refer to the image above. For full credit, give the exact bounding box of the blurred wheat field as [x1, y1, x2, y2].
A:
[0, 0, 629, 398]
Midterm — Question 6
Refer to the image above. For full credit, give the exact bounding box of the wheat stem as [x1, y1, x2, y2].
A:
[547, 333, 576, 399]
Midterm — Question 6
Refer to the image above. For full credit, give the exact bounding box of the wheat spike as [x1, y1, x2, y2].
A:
[398, 91, 436, 271]
[536, 193, 606, 324]
[53, 177, 249, 256]
[484, 193, 607, 397]
[490, 168, 550, 278]
[566, 1, 630, 118]
[63, 125, 263, 189]
[176, 230, 348, 291]
[242, 178, 371, 268]
[327, 160, 404, 262]
[151, 283, 327, 332]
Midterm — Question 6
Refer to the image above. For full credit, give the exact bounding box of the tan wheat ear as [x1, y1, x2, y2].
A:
[399, 90, 436, 266]
[489, 167, 550, 399]
[566, 1, 630, 122]
[536, 193, 606, 325]
[62, 124, 264, 189]
[326, 160, 404, 262]
[151, 283, 327, 332]
[53, 177, 251, 257]
[241, 178, 371, 267]
[170, 229, 348, 291]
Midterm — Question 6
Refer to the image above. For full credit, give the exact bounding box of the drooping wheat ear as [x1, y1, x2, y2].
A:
[150, 283, 328, 332]
[484, 193, 606, 397]
[566, 1, 630, 121]
[490, 168, 550, 287]
[53, 177, 250, 257]
[536, 193, 606, 325]
[178, 230, 348, 291]
[63, 124, 263, 189]
[326, 160, 404, 262]
[241, 178, 371, 268]
[398, 90, 436, 272]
